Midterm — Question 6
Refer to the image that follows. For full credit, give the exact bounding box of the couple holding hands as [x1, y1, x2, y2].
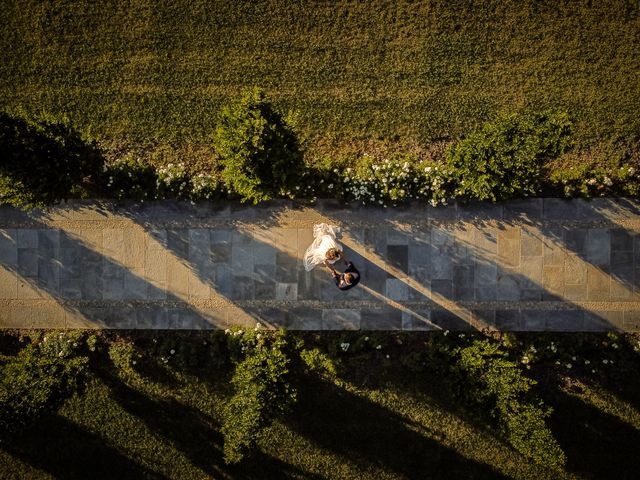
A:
[303, 223, 360, 291]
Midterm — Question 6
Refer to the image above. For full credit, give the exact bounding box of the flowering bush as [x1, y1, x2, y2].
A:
[549, 161, 640, 198]
[156, 162, 192, 200]
[102, 155, 158, 200]
[190, 172, 225, 201]
[343, 154, 454, 207]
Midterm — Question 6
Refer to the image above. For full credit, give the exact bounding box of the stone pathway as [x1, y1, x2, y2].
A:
[1, 199, 639, 331]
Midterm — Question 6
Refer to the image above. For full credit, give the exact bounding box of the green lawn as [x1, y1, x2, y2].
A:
[1, 331, 639, 479]
[1, 0, 639, 163]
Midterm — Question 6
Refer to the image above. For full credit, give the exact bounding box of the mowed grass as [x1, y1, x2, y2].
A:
[1, 0, 639, 162]
[1, 332, 640, 479]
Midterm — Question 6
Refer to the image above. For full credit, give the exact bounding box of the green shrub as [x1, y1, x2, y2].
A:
[446, 111, 573, 202]
[299, 348, 337, 377]
[0, 112, 103, 208]
[0, 331, 90, 434]
[222, 328, 296, 464]
[454, 339, 565, 468]
[213, 87, 303, 204]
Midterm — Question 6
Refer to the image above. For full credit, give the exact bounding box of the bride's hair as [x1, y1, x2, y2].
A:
[325, 248, 341, 260]
[344, 272, 355, 284]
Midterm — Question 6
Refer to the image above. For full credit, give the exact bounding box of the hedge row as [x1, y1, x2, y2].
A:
[2, 90, 639, 209]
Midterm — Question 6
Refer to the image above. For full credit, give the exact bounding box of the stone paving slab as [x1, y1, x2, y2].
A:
[1, 199, 640, 331]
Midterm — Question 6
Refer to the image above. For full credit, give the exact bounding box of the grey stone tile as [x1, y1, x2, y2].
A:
[103, 276, 125, 300]
[564, 229, 586, 254]
[564, 255, 587, 284]
[0, 229, 17, 266]
[189, 228, 210, 262]
[361, 309, 402, 330]
[453, 265, 474, 287]
[364, 228, 387, 255]
[231, 245, 254, 275]
[520, 288, 543, 301]
[430, 253, 452, 280]
[322, 309, 361, 330]
[80, 273, 103, 300]
[520, 310, 549, 331]
[211, 229, 231, 244]
[543, 198, 578, 220]
[17, 230, 38, 249]
[166, 229, 189, 258]
[387, 245, 408, 274]
[147, 282, 167, 300]
[496, 272, 520, 301]
[275, 282, 297, 300]
[401, 309, 437, 331]
[37, 259, 59, 295]
[17, 248, 38, 277]
[246, 307, 288, 328]
[254, 243, 277, 265]
[585, 229, 610, 266]
[386, 278, 408, 301]
[169, 308, 213, 330]
[503, 199, 542, 222]
[475, 285, 497, 301]
[138, 306, 171, 329]
[123, 272, 148, 300]
[431, 279, 453, 299]
[211, 243, 232, 263]
[289, 307, 322, 329]
[495, 310, 521, 330]
[611, 229, 633, 251]
[38, 230, 59, 256]
[472, 309, 496, 328]
[408, 235, 431, 265]
[457, 202, 502, 222]
[584, 311, 623, 331]
[475, 261, 497, 285]
[60, 276, 83, 299]
[430, 309, 473, 330]
[232, 275, 254, 300]
[428, 202, 457, 221]
[545, 310, 584, 331]
[213, 263, 233, 297]
[276, 252, 299, 283]
[297, 265, 315, 300]
[387, 230, 408, 246]
[254, 264, 276, 299]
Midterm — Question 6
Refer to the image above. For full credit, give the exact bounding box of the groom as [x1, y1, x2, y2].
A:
[326, 257, 360, 291]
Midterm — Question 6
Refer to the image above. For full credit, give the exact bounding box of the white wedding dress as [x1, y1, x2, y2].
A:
[303, 223, 342, 271]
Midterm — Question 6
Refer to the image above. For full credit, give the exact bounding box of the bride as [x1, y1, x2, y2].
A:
[303, 223, 347, 271]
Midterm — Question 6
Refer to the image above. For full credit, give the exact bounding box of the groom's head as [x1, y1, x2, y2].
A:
[344, 272, 355, 285]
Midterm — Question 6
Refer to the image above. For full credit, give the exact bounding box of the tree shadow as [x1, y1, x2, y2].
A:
[96, 366, 324, 479]
[1, 413, 167, 480]
[287, 374, 512, 480]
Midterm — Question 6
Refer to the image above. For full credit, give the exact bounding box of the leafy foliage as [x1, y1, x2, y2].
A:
[102, 155, 158, 200]
[0, 112, 103, 208]
[222, 328, 297, 464]
[453, 339, 566, 468]
[446, 111, 573, 202]
[213, 88, 303, 203]
[0, 331, 90, 434]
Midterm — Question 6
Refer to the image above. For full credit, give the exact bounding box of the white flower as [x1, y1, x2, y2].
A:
[132, 360, 137, 365]
[602, 359, 609, 364]
[584, 360, 590, 365]
[386, 354, 390, 359]
[612, 343, 619, 349]
[443, 330, 449, 336]
[376, 344, 382, 350]
[340, 342, 350, 351]
[170, 349, 175, 355]
[572, 356, 576, 361]
[364, 337, 369, 341]
[566, 363, 572, 369]
[603, 176, 613, 187]
[458, 333, 465, 338]
[587, 178, 597, 185]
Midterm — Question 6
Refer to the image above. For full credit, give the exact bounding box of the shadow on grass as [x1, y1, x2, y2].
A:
[547, 387, 640, 480]
[97, 368, 322, 480]
[287, 374, 511, 480]
[1, 414, 167, 480]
